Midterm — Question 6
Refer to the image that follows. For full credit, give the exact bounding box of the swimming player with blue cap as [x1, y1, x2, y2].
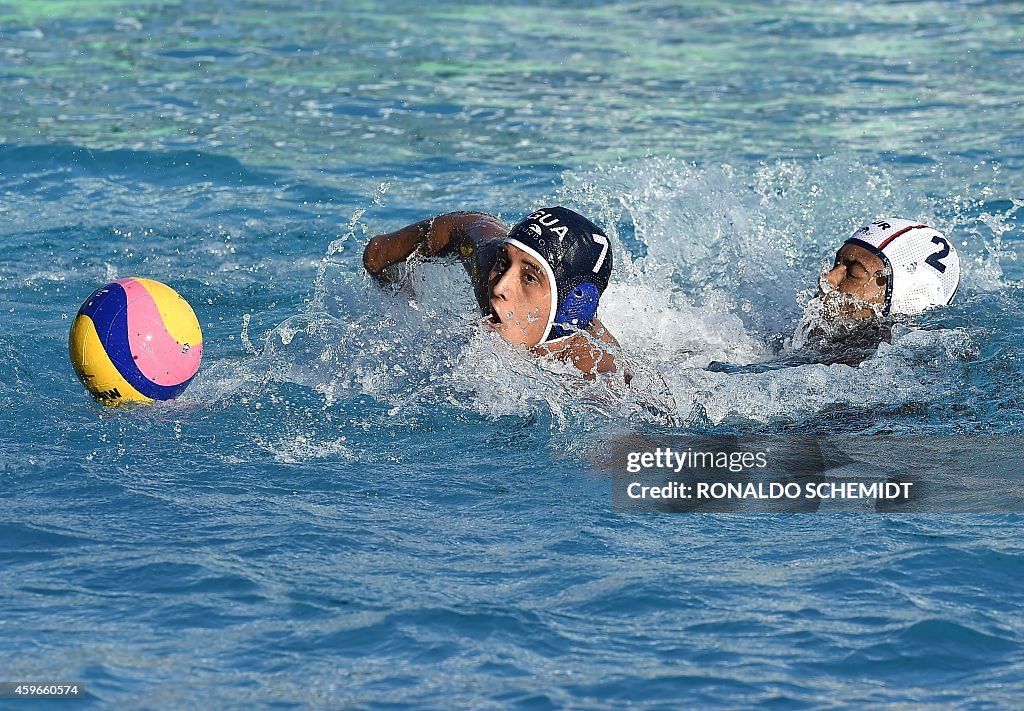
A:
[820, 218, 961, 319]
[363, 207, 620, 377]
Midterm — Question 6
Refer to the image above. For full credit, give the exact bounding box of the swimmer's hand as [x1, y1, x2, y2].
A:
[363, 222, 424, 285]
[363, 212, 506, 286]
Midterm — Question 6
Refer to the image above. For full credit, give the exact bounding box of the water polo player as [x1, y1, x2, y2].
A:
[819, 218, 961, 320]
[363, 207, 621, 377]
[778, 217, 964, 364]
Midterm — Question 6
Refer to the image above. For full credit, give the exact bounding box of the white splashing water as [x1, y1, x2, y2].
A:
[194, 157, 1004, 432]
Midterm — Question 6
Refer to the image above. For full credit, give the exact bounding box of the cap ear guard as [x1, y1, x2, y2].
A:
[550, 281, 600, 340]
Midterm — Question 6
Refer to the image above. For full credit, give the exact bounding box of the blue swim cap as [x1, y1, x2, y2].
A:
[504, 206, 613, 341]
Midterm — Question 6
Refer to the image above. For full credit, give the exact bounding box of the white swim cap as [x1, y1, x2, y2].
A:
[845, 218, 961, 316]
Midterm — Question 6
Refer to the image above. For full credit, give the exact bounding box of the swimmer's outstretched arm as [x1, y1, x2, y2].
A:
[363, 212, 508, 285]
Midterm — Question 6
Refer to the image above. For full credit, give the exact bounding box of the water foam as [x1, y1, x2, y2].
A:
[189, 157, 1007, 438]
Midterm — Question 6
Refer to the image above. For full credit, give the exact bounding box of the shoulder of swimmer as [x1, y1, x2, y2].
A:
[589, 317, 620, 348]
[536, 329, 620, 380]
[434, 212, 508, 257]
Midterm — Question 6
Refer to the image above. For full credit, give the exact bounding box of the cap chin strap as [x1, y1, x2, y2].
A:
[505, 238, 559, 344]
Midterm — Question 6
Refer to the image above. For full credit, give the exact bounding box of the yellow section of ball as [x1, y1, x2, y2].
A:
[68, 313, 153, 406]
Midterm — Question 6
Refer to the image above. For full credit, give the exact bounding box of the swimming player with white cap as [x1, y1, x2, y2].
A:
[772, 216, 965, 365]
[821, 218, 961, 319]
[363, 207, 621, 377]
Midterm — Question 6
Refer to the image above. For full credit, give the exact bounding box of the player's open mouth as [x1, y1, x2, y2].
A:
[488, 302, 503, 324]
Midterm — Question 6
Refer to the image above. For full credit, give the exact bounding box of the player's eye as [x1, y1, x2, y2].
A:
[848, 264, 869, 279]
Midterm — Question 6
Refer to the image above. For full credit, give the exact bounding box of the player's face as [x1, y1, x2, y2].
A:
[820, 243, 888, 319]
[488, 244, 552, 348]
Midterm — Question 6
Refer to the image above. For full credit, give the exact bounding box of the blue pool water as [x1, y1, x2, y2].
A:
[2, 1, 1024, 707]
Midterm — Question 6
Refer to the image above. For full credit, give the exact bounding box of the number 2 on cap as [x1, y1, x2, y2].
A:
[925, 235, 950, 273]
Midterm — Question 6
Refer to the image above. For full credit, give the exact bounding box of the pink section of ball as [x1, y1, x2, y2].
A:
[117, 278, 202, 386]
